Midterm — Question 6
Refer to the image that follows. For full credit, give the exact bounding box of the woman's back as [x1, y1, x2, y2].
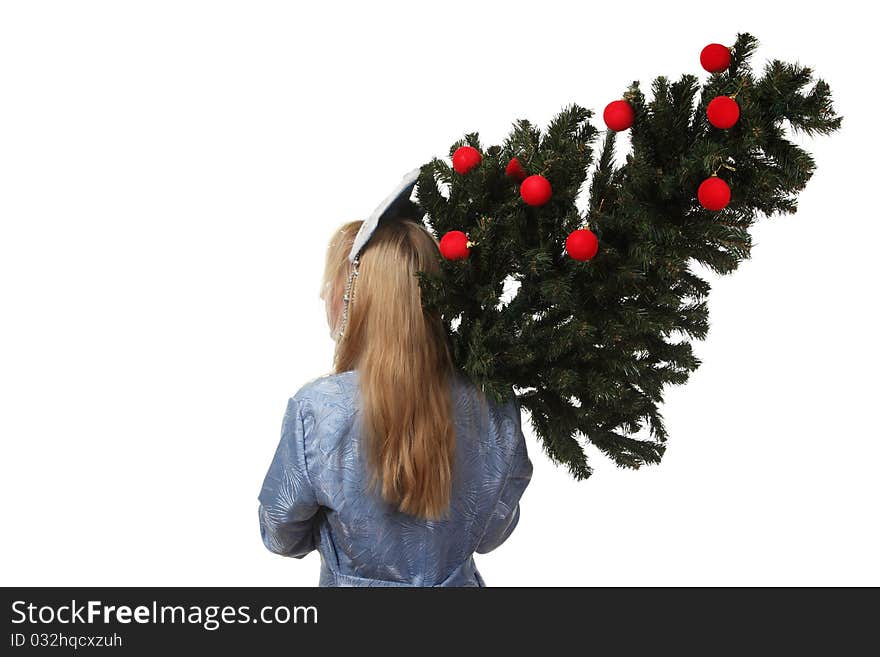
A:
[258, 368, 533, 586]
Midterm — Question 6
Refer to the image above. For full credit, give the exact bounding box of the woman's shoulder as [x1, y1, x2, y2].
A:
[291, 370, 357, 410]
[289, 367, 520, 428]
[287, 372, 358, 454]
[451, 369, 518, 412]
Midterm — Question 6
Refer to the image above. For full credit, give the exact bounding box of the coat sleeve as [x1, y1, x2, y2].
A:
[475, 396, 533, 554]
[257, 397, 320, 558]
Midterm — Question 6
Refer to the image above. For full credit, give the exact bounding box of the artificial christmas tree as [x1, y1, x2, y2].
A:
[413, 32, 841, 479]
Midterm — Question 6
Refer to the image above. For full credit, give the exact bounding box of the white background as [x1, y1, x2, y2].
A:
[1, 1, 876, 587]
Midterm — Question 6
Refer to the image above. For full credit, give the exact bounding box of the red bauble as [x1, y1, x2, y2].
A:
[520, 175, 552, 206]
[505, 157, 527, 182]
[603, 100, 635, 131]
[439, 230, 471, 260]
[698, 176, 731, 211]
[707, 95, 740, 129]
[452, 146, 481, 174]
[700, 43, 732, 73]
[565, 228, 599, 261]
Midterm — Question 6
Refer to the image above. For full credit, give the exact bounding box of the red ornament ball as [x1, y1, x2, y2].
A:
[698, 176, 731, 211]
[452, 146, 481, 174]
[700, 43, 732, 73]
[505, 157, 527, 182]
[565, 228, 599, 261]
[603, 99, 635, 131]
[520, 174, 553, 207]
[707, 95, 740, 129]
[439, 230, 471, 260]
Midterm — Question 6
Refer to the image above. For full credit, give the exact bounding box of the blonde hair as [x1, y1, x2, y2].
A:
[321, 218, 456, 520]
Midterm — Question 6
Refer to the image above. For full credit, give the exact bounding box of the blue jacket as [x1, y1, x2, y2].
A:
[258, 368, 533, 586]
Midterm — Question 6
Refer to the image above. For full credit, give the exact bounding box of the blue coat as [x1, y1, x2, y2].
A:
[257, 369, 533, 586]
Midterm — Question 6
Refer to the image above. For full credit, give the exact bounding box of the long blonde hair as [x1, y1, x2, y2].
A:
[321, 218, 456, 520]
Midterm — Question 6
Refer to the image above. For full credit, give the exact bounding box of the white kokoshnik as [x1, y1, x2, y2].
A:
[337, 167, 422, 341]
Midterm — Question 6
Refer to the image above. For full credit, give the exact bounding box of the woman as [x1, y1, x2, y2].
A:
[257, 196, 533, 587]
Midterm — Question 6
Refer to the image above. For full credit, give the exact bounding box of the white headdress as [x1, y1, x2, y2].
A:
[337, 167, 423, 340]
